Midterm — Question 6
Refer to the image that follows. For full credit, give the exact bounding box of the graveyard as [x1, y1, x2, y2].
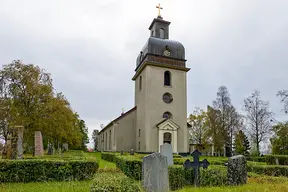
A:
[0, 142, 288, 191]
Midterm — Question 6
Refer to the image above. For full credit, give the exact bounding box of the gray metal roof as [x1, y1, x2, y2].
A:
[136, 37, 185, 67]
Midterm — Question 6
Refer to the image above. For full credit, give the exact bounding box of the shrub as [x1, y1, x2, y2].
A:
[173, 155, 182, 158]
[168, 165, 227, 191]
[115, 155, 142, 180]
[265, 155, 288, 165]
[90, 172, 143, 192]
[173, 158, 226, 166]
[246, 156, 266, 162]
[247, 164, 288, 177]
[0, 159, 98, 183]
[101, 152, 117, 162]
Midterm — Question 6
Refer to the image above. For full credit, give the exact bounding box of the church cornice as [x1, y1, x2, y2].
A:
[132, 61, 190, 81]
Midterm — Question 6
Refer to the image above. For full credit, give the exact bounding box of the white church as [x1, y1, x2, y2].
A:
[97, 7, 191, 154]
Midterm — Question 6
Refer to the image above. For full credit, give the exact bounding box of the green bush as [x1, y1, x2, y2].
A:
[247, 164, 288, 177]
[246, 156, 266, 162]
[173, 155, 182, 158]
[115, 155, 142, 180]
[101, 152, 117, 162]
[265, 155, 288, 165]
[0, 159, 98, 183]
[173, 158, 226, 166]
[90, 172, 143, 192]
[168, 165, 227, 191]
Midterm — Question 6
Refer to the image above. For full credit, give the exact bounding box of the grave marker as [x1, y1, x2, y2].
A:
[142, 153, 169, 192]
[34, 131, 44, 156]
[160, 143, 173, 166]
[183, 149, 210, 187]
[227, 155, 247, 185]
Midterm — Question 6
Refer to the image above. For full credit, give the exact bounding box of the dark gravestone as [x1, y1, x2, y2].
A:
[130, 148, 134, 155]
[227, 155, 247, 185]
[183, 149, 210, 187]
[142, 153, 169, 192]
[47, 143, 53, 155]
[121, 149, 124, 155]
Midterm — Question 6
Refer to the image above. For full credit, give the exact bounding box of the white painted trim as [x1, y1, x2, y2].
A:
[157, 119, 179, 153]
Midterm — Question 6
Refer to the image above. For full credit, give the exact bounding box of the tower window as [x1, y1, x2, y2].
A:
[138, 129, 141, 137]
[163, 111, 172, 119]
[160, 28, 165, 38]
[164, 71, 171, 86]
[139, 76, 142, 90]
[138, 142, 140, 150]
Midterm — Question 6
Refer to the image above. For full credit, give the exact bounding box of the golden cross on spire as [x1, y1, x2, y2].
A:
[156, 3, 163, 17]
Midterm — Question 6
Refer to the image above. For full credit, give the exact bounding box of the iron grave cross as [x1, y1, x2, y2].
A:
[183, 149, 210, 187]
[156, 3, 163, 17]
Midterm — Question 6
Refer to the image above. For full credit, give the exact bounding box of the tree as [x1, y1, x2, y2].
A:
[92, 129, 99, 151]
[0, 60, 87, 154]
[212, 85, 240, 157]
[243, 90, 273, 156]
[206, 105, 223, 155]
[270, 121, 288, 155]
[233, 130, 250, 156]
[188, 107, 209, 149]
[277, 90, 288, 114]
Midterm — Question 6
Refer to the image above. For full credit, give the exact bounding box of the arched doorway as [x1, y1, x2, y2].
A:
[163, 132, 172, 144]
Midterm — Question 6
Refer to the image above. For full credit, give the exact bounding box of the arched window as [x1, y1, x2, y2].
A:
[139, 76, 142, 90]
[160, 28, 165, 38]
[163, 111, 172, 119]
[164, 71, 171, 86]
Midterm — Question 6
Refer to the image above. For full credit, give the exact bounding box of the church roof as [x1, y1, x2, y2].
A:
[136, 37, 185, 68]
[98, 107, 137, 134]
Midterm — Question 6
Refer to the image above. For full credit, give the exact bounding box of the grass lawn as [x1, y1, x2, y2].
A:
[0, 181, 92, 192]
[177, 176, 288, 192]
[84, 152, 116, 168]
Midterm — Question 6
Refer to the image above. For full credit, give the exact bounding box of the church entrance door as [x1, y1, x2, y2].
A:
[163, 132, 172, 145]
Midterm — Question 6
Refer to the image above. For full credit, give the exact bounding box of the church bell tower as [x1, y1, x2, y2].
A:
[132, 4, 190, 154]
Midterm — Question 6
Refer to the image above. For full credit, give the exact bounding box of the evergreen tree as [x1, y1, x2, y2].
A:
[233, 130, 250, 156]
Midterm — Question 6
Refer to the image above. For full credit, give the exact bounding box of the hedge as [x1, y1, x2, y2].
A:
[101, 152, 117, 162]
[173, 158, 226, 166]
[113, 154, 227, 191]
[246, 156, 266, 163]
[168, 165, 227, 190]
[247, 164, 288, 177]
[265, 155, 288, 165]
[0, 159, 99, 183]
[90, 171, 143, 192]
[115, 155, 142, 180]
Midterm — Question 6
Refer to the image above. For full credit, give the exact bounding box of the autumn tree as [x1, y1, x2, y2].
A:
[212, 85, 241, 157]
[206, 105, 223, 155]
[233, 130, 250, 156]
[0, 60, 87, 153]
[188, 107, 209, 149]
[243, 90, 273, 156]
[270, 121, 288, 155]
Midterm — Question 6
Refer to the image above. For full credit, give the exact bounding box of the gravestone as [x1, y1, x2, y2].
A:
[16, 126, 24, 159]
[142, 153, 169, 192]
[160, 143, 173, 166]
[130, 148, 134, 155]
[183, 150, 210, 187]
[120, 149, 124, 155]
[276, 158, 279, 165]
[62, 143, 68, 151]
[34, 131, 44, 156]
[47, 143, 53, 155]
[227, 155, 247, 185]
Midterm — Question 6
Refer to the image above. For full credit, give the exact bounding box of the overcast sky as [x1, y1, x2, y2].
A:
[1, 0, 288, 148]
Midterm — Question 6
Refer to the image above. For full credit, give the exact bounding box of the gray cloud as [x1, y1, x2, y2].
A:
[1, 0, 288, 148]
